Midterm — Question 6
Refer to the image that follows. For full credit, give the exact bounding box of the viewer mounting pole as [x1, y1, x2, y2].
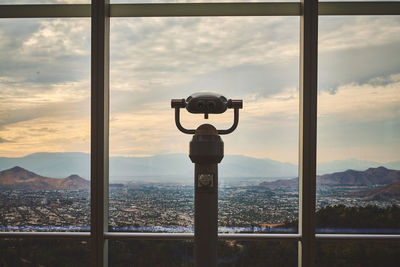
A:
[190, 124, 223, 267]
[171, 92, 242, 267]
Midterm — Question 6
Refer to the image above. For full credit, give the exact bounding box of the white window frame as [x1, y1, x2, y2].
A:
[1, 1, 400, 266]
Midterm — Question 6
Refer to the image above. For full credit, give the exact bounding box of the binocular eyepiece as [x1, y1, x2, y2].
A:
[171, 92, 243, 135]
[171, 92, 242, 118]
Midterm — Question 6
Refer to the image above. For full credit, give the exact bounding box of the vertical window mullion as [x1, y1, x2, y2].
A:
[298, 0, 318, 266]
[91, 1, 110, 267]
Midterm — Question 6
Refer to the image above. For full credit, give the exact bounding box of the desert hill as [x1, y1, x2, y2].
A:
[349, 181, 400, 201]
[260, 167, 400, 188]
[0, 166, 89, 190]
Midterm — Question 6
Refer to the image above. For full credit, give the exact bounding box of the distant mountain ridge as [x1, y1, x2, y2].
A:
[0, 152, 399, 182]
[318, 166, 400, 186]
[260, 167, 400, 188]
[317, 159, 400, 175]
[0, 152, 298, 181]
[3, 166, 400, 192]
[0, 166, 89, 190]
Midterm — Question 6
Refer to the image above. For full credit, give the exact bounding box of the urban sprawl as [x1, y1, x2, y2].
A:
[0, 183, 399, 232]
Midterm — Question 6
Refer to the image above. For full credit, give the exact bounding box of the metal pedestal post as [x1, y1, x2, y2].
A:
[171, 93, 242, 267]
[189, 124, 224, 267]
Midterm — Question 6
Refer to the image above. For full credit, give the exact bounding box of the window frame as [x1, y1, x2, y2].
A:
[1, 1, 400, 267]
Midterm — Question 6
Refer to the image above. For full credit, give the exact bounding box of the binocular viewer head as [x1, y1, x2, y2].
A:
[187, 92, 228, 114]
[171, 92, 243, 135]
[171, 92, 242, 116]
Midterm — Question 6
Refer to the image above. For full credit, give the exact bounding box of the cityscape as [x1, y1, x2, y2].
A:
[1, 181, 399, 233]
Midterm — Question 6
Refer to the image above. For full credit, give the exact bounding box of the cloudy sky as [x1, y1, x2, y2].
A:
[0, 4, 399, 166]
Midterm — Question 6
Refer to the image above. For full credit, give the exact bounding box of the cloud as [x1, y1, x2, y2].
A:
[0, 115, 90, 157]
[0, 80, 90, 129]
[110, 17, 299, 94]
[21, 19, 89, 57]
[319, 42, 400, 93]
[0, 18, 90, 141]
[318, 73, 400, 122]
[318, 73, 400, 163]
[0, 137, 9, 143]
[318, 17, 400, 93]
[319, 17, 400, 52]
[0, 18, 90, 85]
[109, 16, 299, 116]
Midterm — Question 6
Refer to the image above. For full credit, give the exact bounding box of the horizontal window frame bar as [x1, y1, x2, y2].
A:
[0, 232, 90, 239]
[111, 3, 299, 17]
[316, 234, 400, 240]
[220, 233, 302, 240]
[319, 2, 400, 16]
[104, 232, 193, 240]
[103, 232, 302, 240]
[1, 232, 400, 241]
[0, 4, 91, 18]
[1, 2, 400, 18]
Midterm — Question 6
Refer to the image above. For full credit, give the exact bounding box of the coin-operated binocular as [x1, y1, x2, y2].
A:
[171, 92, 242, 267]
[171, 92, 243, 134]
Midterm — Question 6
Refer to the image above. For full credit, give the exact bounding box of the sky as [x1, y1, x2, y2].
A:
[0, 5, 399, 165]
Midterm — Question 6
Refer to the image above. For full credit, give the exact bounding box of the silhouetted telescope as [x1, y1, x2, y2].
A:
[171, 92, 242, 134]
[171, 92, 243, 267]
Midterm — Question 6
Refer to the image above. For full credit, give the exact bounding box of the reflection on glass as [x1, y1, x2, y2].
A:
[109, 240, 297, 266]
[316, 241, 400, 267]
[317, 16, 400, 233]
[0, 239, 90, 267]
[0, 19, 91, 231]
[109, 17, 299, 232]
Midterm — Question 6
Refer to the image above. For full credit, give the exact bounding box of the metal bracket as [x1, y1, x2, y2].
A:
[173, 107, 241, 135]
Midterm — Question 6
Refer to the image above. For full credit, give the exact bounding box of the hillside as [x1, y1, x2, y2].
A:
[350, 181, 400, 201]
[318, 166, 400, 186]
[259, 178, 298, 189]
[260, 167, 400, 188]
[0, 166, 89, 190]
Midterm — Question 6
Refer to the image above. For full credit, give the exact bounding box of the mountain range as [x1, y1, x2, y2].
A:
[0, 152, 399, 182]
[0, 152, 298, 181]
[0, 166, 89, 190]
[259, 167, 400, 188]
[2, 166, 400, 199]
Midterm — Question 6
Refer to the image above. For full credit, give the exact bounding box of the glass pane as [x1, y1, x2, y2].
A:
[0, 238, 90, 267]
[317, 16, 400, 233]
[316, 241, 400, 267]
[0, 18, 91, 231]
[109, 240, 297, 266]
[109, 17, 299, 233]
